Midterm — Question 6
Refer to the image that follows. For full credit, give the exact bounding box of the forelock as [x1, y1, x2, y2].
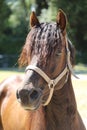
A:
[25, 22, 62, 65]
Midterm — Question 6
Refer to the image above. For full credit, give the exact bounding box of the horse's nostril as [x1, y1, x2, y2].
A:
[30, 90, 39, 100]
[19, 89, 29, 97]
[16, 89, 29, 103]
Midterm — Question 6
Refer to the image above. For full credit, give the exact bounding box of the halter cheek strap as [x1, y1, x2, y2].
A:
[65, 38, 79, 79]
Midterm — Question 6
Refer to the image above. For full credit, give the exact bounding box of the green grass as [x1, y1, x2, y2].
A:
[0, 64, 87, 127]
[74, 63, 87, 74]
[0, 68, 24, 82]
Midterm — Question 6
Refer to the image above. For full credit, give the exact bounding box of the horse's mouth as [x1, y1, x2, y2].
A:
[23, 102, 40, 111]
[21, 96, 42, 111]
[22, 94, 49, 110]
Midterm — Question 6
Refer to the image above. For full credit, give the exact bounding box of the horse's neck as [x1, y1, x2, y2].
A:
[45, 75, 77, 130]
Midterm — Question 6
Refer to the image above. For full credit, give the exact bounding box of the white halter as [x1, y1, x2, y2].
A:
[25, 37, 78, 106]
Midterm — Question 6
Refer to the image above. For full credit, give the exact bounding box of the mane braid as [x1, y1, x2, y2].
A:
[28, 22, 62, 66]
[18, 22, 63, 67]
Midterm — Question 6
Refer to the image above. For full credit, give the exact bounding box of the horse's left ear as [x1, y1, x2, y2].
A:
[56, 9, 67, 33]
[30, 11, 40, 27]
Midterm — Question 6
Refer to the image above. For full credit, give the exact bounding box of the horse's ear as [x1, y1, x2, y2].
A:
[30, 11, 40, 27]
[56, 9, 67, 33]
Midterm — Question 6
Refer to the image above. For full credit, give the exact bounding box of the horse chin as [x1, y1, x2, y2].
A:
[24, 105, 39, 111]
[22, 100, 41, 111]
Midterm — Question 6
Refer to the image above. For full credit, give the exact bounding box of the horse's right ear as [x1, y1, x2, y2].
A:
[30, 11, 40, 28]
[56, 9, 67, 33]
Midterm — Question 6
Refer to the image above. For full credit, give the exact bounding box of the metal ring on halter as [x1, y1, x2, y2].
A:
[48, 80, 55, 89]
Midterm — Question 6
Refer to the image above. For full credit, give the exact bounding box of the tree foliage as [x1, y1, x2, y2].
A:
[40, 0, 87, 63]
[0, 1, 11, 34]
[0, 0, 87, 64]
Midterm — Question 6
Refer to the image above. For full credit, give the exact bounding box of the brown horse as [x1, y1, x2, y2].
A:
[0, 10, 86, 130]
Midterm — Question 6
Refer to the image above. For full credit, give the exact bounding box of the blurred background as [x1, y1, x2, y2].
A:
[0, 0, 87, 128]
[0, 0, 87, 67]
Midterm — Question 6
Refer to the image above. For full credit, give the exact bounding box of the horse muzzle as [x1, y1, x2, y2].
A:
[16, 88, 42, 110]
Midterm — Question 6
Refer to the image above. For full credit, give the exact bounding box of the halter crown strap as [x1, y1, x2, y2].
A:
[65, 37, 79, 79]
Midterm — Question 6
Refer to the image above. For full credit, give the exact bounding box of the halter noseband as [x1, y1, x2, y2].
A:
[25, 37, 78, 106]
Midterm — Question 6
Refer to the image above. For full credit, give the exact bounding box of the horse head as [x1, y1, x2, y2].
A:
[16, 10, 75, 110]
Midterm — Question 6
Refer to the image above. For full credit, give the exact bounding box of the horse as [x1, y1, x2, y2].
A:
[0, 9, 86, 130]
